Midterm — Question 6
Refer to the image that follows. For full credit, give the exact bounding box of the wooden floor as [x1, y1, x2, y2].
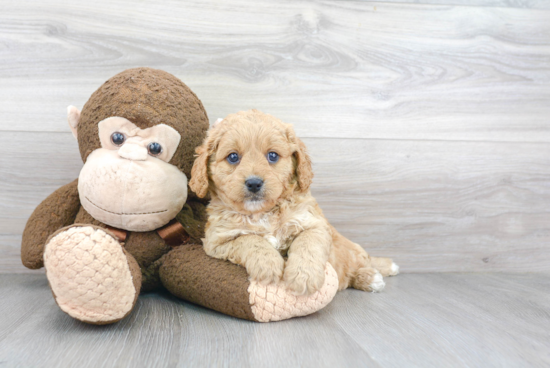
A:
[0, 273, 548, 367]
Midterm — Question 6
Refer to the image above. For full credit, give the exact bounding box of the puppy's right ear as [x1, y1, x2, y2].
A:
[189, 126, 224, 198]
[189, 144, 210, 198]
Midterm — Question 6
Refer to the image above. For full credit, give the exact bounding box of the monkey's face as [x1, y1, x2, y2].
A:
[77, 116, 187, 232]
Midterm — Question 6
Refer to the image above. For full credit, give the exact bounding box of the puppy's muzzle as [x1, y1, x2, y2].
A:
[245, 177, 264, 194]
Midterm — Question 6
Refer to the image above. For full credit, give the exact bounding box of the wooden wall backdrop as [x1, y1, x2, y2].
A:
[1, 0, 549, 273]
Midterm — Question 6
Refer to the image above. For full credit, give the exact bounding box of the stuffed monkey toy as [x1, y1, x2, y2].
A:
[21, 68, 338, 324]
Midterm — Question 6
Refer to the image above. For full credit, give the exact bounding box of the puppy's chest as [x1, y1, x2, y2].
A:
[241, 212, 307, 253]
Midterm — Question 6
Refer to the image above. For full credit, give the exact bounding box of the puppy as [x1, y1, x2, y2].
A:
[189, 110, 398, 295]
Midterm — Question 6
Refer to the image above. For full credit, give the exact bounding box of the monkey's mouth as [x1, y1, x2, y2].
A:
[85, 196, 168, 216]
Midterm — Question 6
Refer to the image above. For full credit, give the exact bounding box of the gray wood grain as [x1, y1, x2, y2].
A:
[0, 0, 549, 142]
[331, 272, 550, 367]
[310, 138, 550, 273]
[357, 0, 550, 9]
[0, 273, 548, 367]
[3, 132, 549, 273]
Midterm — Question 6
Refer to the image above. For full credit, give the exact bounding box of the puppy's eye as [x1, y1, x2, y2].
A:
[111, 132, 125, 146]
[267, 151, 279, 163]
[148, 142, 162, 156]
[227, 152, 240, 164]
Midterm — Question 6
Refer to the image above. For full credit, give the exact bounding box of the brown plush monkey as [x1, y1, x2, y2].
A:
[21, 68, 337, 324]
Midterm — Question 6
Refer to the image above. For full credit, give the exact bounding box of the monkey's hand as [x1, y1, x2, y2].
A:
[21, 179, 81, 269]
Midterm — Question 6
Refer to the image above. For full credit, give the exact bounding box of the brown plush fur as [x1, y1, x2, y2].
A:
[21, 68, 211, 296]
[190, 110, 398, 295]
[159, 244, 258, 321]
[21, 179, 81, 269]
[77, 68, 209, 181]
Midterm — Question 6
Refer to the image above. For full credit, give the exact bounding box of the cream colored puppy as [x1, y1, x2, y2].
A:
[190, 110, 398, 295]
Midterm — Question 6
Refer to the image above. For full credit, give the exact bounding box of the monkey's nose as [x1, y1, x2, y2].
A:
[245, 177, 264, 193]
[118, 143, 148, 161]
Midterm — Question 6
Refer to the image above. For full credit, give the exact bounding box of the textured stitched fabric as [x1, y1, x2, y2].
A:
[248, 262, 339, 322]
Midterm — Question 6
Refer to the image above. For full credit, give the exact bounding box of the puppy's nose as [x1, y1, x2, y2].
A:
[245, 178, 264, 193]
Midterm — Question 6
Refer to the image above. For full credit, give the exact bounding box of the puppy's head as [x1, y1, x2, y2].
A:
[189, 110, 313, 214]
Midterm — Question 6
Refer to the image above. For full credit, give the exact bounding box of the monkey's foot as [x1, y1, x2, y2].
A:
[44, 225, 141, 324]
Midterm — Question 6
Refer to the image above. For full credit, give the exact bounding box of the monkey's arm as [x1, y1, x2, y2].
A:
[21, 179, 81, 269]
[174, 199, 207, 244]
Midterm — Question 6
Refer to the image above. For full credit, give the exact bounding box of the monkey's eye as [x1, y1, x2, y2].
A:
[227, 152, 240, 165]
[111, 132, 125, 146]
[148, 142, 162, 156]
[267, 151, 279, 163]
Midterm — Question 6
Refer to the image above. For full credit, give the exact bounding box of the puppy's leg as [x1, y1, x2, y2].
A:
[284, 227, 332, 295]
[205, 234, 285, 285]
[370, 256, 400, 277]
[352, 268, 385, 292]
[329, 225, 397, 292]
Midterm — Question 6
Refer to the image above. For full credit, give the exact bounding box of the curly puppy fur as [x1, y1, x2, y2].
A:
[190, 110, 398, 295]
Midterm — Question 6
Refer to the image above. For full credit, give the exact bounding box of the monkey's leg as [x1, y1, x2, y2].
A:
[159, 244, 339, 322]
[43, 225, 141, 325]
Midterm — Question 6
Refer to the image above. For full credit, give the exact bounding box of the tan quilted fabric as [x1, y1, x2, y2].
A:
[248, 263, 339, 322]
[44, 226, 136, 323]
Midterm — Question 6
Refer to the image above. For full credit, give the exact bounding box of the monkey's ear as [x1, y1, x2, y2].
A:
[67, 105, 81, 139]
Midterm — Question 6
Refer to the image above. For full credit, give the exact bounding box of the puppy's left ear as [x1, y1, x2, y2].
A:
[189, 125, 225, 198]
[286, 125, 313, 192]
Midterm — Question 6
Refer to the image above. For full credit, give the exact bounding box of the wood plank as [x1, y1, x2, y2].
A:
[308, 137, 550, 273]
[0, 273, 549, 367]
[0, 235, 43, 274]
[2, 132, 549, 273]
[0, 132, 81, 233]
[0, 0, 549, 142]
[357, 0, 550, 9]
[0, 131, 81, 273]
[330, 273, 550, 367]
[0, 274, 379, 368]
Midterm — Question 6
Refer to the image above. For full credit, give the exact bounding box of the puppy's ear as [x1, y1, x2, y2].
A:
[189, 144, 210, 198]
[286, 125, 313, 192]
[189, 126, 224, 198]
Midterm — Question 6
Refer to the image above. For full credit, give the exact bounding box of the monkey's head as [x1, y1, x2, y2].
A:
[68, 68, 209, 232]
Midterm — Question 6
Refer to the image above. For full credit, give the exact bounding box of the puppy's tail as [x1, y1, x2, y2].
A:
[328, 225, 398, 292]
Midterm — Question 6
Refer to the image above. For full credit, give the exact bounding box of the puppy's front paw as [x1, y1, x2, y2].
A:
[283, 257, 326, 295]
[246, 252, 285, 285]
